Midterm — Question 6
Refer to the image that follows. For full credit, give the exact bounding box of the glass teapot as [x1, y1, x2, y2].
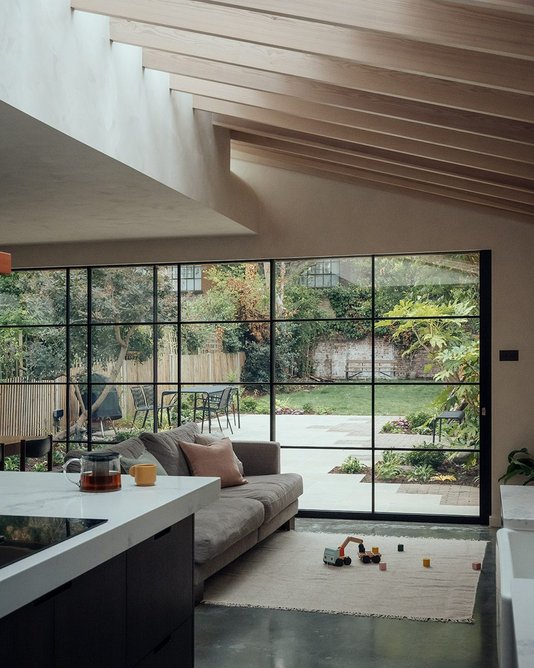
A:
[63, 451, 122, 493]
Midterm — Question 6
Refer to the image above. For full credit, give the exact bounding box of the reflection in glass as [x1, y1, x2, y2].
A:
[374, 253, 479, 317]
[0, 270, 66, 326]
[69, 269, 87, 323]
[0, 326, 66, 381]
[275, 321, 372, 383]
[274, 384, 372, 448]
[181, 322, 270, 384]
[375, 384, 480, 451]
[181, 262, 270, 322]
[157, 266, 178, 322]
[157, 325, 178, 384]
[275, 257, 372, 320]
[375, 319, 479, 383]
[91, 266, 154, 323]
[282, 448, 372, 513]
[374, 449, 479, 516]
[91, 325, 153, 382]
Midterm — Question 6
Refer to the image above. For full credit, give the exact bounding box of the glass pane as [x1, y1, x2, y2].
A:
[157, 325, 178, 384]
[275, 321, 372, 382]
[69, 269, 88, 323]
[0, 382, 60, 436]
[275, 384, 372, 448]
[181, 322, 269, 384]
[0, 270, 66, 325]
[91, 325, 153, 383]
[0, 326, 66, 381]
[275, 257, 372, 320]
[69, 325, 87, 382]
[375, 384, 480, 451]
[284, 448, 372, 513]
[374, 449, 479, 516]
[375, 319, 480, 383]
[375, 253, 480, 318]
[157, 266, 178, 322]
[181, 262, 270, 322]
[91, 266, 154, 323]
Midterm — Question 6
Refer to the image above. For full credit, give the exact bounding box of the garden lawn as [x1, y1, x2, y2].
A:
[250, 383, 444, 416]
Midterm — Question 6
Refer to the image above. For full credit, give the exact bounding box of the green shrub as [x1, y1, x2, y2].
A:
[302, 402, 314, 414]
[339, 455, 365, 474]
[376, 460, 402, 480]
[405, 443, 446, 469]
[240, 396, 258, 413]
[407, 464, 435, 483]
[405, 410, 433, 434]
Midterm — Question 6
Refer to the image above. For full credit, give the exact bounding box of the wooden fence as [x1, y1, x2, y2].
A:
[0, 352, 244, 435]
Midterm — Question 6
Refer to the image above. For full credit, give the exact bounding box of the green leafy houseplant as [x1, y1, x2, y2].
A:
[499, 448, 534, 485]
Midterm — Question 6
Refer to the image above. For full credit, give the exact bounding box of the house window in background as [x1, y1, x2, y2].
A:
[180, 265, 202, 293]
[301, 259, 340, 288]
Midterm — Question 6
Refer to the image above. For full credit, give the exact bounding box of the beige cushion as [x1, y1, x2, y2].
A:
[179, 438, 248, 488]
[195, 433, 244, 475]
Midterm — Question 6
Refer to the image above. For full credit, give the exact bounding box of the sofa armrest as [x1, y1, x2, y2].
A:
[231, 440, 280, 476]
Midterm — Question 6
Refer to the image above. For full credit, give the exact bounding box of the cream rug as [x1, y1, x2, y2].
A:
[203, 531, 487, 623]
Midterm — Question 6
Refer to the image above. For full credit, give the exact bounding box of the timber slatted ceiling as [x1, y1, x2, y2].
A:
[71, 0, 534, 217]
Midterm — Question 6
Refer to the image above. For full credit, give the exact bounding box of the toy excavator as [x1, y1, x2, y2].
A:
[323, 536, 382, 566]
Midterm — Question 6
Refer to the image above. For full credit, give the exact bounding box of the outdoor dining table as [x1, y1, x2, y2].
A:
[161, 385, 238, 433]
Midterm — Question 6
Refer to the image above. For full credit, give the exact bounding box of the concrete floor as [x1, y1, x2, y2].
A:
[195, 518, 497, 668]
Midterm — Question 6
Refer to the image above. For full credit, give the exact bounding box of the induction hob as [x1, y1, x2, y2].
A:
[0, 515, 107, 569]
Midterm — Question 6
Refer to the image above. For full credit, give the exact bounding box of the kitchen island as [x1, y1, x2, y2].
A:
[0, 471, 219, 667]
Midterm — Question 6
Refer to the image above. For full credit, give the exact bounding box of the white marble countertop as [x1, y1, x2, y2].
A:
[0, 471, 219, 618]
[500, 485, 534, 530]
[512, 579, 534, 667]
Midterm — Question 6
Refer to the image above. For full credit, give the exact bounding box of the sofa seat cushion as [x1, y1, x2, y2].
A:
[194, 497, 264, 564]
[220, 473, 303, 523]
[139, 423, 199, 476]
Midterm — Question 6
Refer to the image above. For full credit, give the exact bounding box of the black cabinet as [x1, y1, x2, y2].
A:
[0, 590, 55, 667]
[1, 516, 194, 668]
[127, 517, 193, 666]
[54, 552, 126, 668]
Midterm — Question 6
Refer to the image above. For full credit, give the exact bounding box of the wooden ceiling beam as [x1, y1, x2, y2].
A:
[136, 40, 534, 123]
[73, 0, 534, 61]
[214, 116, 534, 191]
[190, 0, 534, 57]
[193, 97, 534, 180]
[230, 133, 534, 206]
[170, 74, 534, 164]
[232, 144, 534, 217]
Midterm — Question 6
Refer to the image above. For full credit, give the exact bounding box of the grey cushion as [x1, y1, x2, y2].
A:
[220, 473, 303, 523]
[139, 423, 200, 476]
[194, 497, 264, 564]
[64, 437, 146, 471]
[119, 449, 167, 476]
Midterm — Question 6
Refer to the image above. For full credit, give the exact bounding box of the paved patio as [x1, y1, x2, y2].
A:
[215, 414, 479, 517]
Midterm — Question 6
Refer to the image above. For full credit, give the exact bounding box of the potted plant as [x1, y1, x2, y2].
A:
[499, 448, 534, 485]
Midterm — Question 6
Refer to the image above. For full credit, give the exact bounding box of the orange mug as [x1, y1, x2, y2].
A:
[129, 463, 157, 486]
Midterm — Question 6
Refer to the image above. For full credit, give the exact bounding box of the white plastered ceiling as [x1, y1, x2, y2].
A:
[0, 101, 253, 245]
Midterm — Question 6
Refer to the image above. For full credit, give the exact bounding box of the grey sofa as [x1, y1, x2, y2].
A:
[65, 421, 303, 601]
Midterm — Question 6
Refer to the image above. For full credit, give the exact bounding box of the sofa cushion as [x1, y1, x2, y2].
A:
[220, 473, 303, 523]
[64, 437, 146, 471]
[139, 423, 199, 476]
[194, 497, 264, 564]
[194, 433, 245, 475]
[119, 449, 167, 476]
[179, 438, 248, 488]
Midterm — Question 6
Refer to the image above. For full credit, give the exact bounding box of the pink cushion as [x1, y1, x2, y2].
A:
[178, 438, 248, 488]
[195, 433, 244, 475]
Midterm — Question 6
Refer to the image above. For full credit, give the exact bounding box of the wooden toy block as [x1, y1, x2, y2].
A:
[397, 544, 404, 552]
[371, 546, 379, 554]
[423, 558, 431, 568]
[472, 562, 482, 571]
[379, 562, 387, 571]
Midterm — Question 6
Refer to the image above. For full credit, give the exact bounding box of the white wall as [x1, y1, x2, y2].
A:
[2, 0, 534, 524]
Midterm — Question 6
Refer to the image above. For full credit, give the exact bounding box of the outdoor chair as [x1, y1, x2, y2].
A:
[131, 385, 151, 428]
[18, 435, 54, 471]
[195, 387, 234, 434]
[228, 387, 241, 428]
[431, 401, 468, 443]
